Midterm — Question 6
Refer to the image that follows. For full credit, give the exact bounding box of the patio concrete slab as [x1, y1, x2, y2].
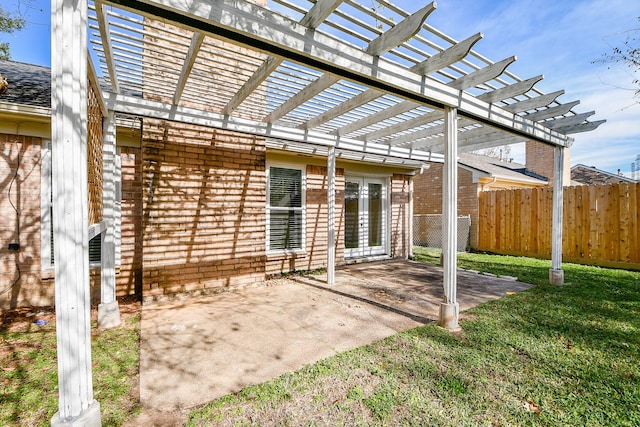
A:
[137, 260, 532, 416]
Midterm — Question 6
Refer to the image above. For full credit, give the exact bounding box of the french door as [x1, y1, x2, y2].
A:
[344, 176, 388, 258]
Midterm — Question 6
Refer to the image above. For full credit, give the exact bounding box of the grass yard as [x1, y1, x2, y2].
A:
[0, 299, 141, 427]
[1, 250, 639, 426]
[188, 248, 640, 426]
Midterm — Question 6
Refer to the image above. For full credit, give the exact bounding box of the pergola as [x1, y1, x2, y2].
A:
[50, 0, 604, 423]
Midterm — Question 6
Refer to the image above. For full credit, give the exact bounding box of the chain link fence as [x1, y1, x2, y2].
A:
[413, 214, 471, 252]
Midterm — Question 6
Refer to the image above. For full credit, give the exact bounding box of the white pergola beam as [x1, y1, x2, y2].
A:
[304, 88, 384, 131]
[329, 53, 513, 141]
[502, 90, 564, 113]
[554, 119, 606, 134]
[51, 0, 101, 423]
[173, 32, 205, 105]
[334, 100, 419, 137]
[107, 92, 440, 161]
[477, 74, 543, 104]
[363, 110, 441, 142]
[103, 0, 569, 146]
[524, 100, 580, 122]
[267, 3, 435, 125]
[222, 0, 343, 115]
[448, 56, 516, 91]
[413, 32, 483, 76]
[366, 2, 436, 56]
[95, 0, 120, 93]
[544, 111, 595, 129]
[401, 118, 476, 148]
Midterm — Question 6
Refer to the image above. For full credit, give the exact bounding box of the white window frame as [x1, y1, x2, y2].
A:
[41, 140, 122, 270]
[266, 163, 306, 254]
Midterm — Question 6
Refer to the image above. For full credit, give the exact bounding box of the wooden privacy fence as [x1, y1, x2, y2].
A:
[478, 182, 640, 270]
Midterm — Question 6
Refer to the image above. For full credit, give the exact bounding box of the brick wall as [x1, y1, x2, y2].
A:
[0, 135, 145, 308]
[141, 120, 267, 298]
[116, 147, 143, 297]
[413, 162, 480, 248]
[525, 140, 571, 186]
[0, 135, 50, 308]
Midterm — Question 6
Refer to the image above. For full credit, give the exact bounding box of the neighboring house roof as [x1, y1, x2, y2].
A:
[0, 60, 51, 108]
[571, 164, 636, 185]
[458, 152, 548, 186]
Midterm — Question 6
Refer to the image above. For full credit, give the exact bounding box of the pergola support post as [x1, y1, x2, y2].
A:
[51, 0, 101, 424]
[98, 110, 121, 329]
[408, 175, 415, 259]
[438, 106, 459, 330]
[549, 145, 565, 285]
[327, 146, 336, 285]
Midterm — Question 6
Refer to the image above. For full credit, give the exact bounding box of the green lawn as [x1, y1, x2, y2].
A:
[188, 248, 640, 426]
[0, 306, 140, 427]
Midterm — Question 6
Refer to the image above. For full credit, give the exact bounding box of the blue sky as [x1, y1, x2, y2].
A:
[2, 0, 639, 176]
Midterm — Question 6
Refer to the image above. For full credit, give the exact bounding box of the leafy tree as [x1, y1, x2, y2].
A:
[0, 5, 26, 60]
[473, 145, 512, 162]
[595, 17, 639, 97]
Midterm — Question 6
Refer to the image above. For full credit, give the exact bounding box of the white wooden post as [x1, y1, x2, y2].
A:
[51, 0, 101, 424]
[408, 175, 414, 259]
[439, 106, 459, 330]
[98, 110, 121, 329]
[327, 146, 336, 285]
[550, 145, 565, 285]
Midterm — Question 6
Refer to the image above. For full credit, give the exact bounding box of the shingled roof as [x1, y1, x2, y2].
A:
[0, 60, 50, 108]
[459, 152, 548, 185]
[571, 164, 636, 185]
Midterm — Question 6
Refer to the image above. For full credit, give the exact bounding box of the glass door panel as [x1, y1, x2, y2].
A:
[368, 183, 382, 247]
[345, 182, 360, 249]
[344, 177, 387, 258]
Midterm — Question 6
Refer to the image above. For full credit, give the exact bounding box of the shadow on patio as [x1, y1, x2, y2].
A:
[137, 260, 532, 415]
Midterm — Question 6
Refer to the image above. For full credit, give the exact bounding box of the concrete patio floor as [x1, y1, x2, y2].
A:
[137, 259, 532, 419]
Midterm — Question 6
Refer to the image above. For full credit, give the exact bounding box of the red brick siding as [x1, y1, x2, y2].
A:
[141, 120, 267, 297]
[0, 136, 49, 308]
[116, 147, 143, 297]
[525, 140, 571, 186]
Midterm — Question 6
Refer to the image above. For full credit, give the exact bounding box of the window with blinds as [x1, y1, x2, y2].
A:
[267, 166, 304, 251]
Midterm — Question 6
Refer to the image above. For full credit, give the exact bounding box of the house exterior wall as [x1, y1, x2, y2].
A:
[0, 134, 144, 308]
[413, 162, 480, 249]
[117, 147, 144, 297]
[1, 123, 415, 306]
[0, 135, 48, 308]
[139, 120, 415, 299]
[141, 120, 267, 298]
